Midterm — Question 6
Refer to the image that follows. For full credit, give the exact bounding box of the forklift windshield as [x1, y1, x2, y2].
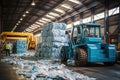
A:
[83, 26, 100, 38]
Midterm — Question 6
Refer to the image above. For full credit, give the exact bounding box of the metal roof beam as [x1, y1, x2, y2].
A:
[56, 1, 100, 22]
[3, 12, 41, 17]
[3, 5, 49, 11]
[21, 0, 65, 32]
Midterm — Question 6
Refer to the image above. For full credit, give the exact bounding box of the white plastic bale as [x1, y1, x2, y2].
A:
[42, 42, 66, 48]
[46, 36, 66, 43]
[35, 43, 42, 57]
[38, 22, 68, 59]
[40, 46, 62, 59]
[47, 29, 65, 36]
[41, 31, 48, 37]
[49, 22, 66, 30]
[42, 22, 66, 31]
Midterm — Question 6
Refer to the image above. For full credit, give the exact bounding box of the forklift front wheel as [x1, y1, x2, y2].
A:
[75, 48, 87, 66]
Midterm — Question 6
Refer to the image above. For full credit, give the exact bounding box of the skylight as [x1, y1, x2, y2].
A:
[26, 28, 32, 31]
[28, 27, 34, 29]
[35, 22, 43, 25]
[74, 20, 80, 25]
[38, 19, 47, 23]
[61, 4, 72, 10]
[94, 12, 104, 21]
[54, 8, 65, 13]
[68, 0, 80, 4]
[49, 12, 60, 17]
[83, 17, 91, 23]
[46, 14, 55, 19]
[109, 7, 119, 16]
[31, 24, 40, 27]
[30, 26, 39, 28]
[42, 18, 51, 22]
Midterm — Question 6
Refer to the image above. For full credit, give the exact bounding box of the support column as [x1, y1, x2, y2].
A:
[0, 6, 1, 33]
[64, 20, 67, 24]
[104, 0, 109, 43]
[1, 6, 3, 33]
[70, 16, 75, 26]
[91, 7, 95, 23]
[118, 5, 120, 48]
[79, 12, 83, 24]
[64, 19, 68, 30]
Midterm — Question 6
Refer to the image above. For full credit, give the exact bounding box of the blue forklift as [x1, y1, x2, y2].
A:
[61, 23, 116, 66]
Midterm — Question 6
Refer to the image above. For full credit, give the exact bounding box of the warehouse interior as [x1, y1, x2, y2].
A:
[0, 0, 120, 80]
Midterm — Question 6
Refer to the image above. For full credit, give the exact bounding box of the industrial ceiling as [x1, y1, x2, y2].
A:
[0, 0, 119, 34]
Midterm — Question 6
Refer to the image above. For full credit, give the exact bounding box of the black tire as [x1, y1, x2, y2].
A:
[75, 48, 87, 66]
[104, 62, 115, 66]
[61, 48, 67, 63]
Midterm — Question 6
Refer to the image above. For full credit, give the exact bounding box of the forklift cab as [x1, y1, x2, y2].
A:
[71, 23, 102, 45]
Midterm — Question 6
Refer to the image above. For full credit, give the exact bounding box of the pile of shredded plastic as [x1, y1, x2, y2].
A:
[1, 56, 96, 80]
[10, 52, 35, 57]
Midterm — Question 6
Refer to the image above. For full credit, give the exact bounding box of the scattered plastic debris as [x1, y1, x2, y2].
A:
[10, 52, 34, 57]
[1, 56, 96, 80]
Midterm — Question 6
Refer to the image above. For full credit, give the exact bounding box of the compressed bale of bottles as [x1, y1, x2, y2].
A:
[41, 22, 68, 60]
[13, 40, 26, 54]
[35, 43, 42, 57]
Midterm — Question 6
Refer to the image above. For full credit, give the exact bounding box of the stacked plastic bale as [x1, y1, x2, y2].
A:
[14, 40, 26, 54]
[35, 43, 42, 57]
[41, 22, 68, 60]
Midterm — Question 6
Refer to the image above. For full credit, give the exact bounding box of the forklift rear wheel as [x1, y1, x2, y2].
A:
[61, 48, 67, 63]
[75, 48, 87, 66]
[104, 62, 115, 66]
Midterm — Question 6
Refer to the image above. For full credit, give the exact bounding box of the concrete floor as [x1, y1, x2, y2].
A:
[0, 62, 25, 80]
[0, 54, 24, 80]
[0, 53, 120, 80]
[67, 63, 120, 80]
